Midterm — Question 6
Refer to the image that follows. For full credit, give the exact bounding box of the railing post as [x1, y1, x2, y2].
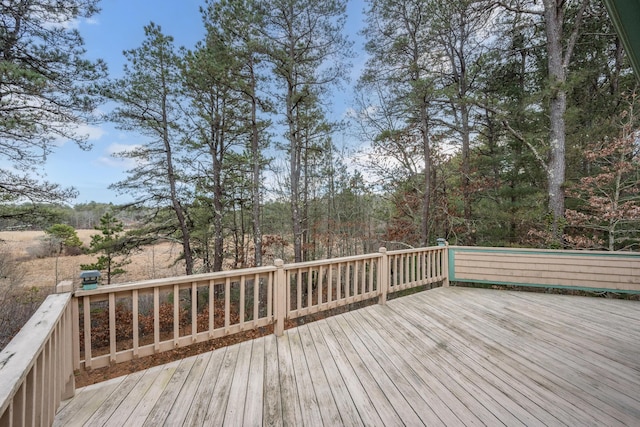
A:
[274, 259, 286, 337]
[56, 281, 76, 398]
[378, 247, 388, 305]
[439, 240, 450, 287]
[56, 280, 73, 294]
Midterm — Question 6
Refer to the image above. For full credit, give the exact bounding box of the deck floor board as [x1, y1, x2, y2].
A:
[54, 287, 640, 426]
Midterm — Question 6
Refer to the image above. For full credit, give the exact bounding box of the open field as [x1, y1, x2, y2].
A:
[0, 230, 186, 288]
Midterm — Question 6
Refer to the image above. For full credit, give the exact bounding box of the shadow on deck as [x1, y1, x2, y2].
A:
[54, 287, 640, 426]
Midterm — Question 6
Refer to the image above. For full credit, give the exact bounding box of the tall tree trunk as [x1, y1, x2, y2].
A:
[161, 71, 193, 275]
[285, 3, 303, 263]
[212, 137, 224, 272]
[289, 97, 303, 263]
[544, 0, 566, 242]
[420, 102, 431, 247]
[249, 57, 263, 267]
[542, 0, 588, 243]
[461, 102, 473, 244]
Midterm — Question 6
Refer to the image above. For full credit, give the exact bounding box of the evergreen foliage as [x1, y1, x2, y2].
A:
[80, 213, 130, 284]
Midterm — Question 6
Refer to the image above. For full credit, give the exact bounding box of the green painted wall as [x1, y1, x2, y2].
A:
[603, 0, 640, 79]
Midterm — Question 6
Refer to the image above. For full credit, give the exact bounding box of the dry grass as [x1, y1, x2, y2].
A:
[0, 230, 186, 288]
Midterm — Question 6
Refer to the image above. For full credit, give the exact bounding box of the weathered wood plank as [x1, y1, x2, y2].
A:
[243, 337, 265, 426]
[77, 370, 147, 426]
[287, 328, 323, 426]
[180, 347, 226, 426]
[296, 325, 343, 426]
[204, 343, 240, 425]
[162, 352, 210, 426]
[344, 311, 449, 426]
[54, 287, 640, 427]
[275, 333, 303, 426]
[397, 292, 608, 426]
[312, 321, 386, 426]
[362, 305, 494, 427]
[304, 323, 364, 426]
[142, 355, 196, 426]
[417, 289, 640, 425]
[52, 375, 127, 427]
[122, 360, 180, 426]
[224, 340, 253, 426]
[262, 334, 283, 427]
[452, 291, 640, 414]
[326, 315, 424, 426]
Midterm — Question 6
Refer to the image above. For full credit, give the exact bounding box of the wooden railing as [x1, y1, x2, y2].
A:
[0, 282, 75, 427]
[3, 243, 639, 425]
[73, 267, 277, 370]
[73, 246, 447, 370]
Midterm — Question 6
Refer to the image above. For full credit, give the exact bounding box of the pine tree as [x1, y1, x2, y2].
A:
[263, 0, 352, 262]
[103, 23, 195, 275]
[0, 0, 106, 207]
[81, 213, 130, 284]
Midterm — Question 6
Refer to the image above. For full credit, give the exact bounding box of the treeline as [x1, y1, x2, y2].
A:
[1, 1, 639, 279]
[355, 0, 640, 251]
[0, 202, 125, 231]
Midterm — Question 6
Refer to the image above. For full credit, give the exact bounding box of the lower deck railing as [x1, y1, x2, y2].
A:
[1, 244, 638, 425]
[72, 246, 447, 370]
[0, 282, 75, 427]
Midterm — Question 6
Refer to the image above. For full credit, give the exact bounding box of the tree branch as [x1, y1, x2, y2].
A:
[562, 0, 590, 70]
[501, 119, 549, 173]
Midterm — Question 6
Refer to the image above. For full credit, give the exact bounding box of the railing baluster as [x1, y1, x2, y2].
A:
[240, 276, 246, 328]
[109, 293, 116, 363]
[328, 264, 333, 306]
[307, 266, 313, 309]
[296, 269, 302, 311]
[133, 289, 139, 359]
[173, 284, 180, 347]
[267, 272, 273, 319]
[192, 282, 198, 342]
[253, 273, 259, 322]
[72, 297, 80, 371]
[209, 280, 215, 337]
[26, 358, 35, 426]
[83, 296, 92, 369]
[224, 277, 231, 334]
[153, 288, 160, 353]
[274, 259, 285, 336]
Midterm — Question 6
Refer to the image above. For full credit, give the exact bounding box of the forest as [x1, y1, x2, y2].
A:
[1, 0, 639, 277]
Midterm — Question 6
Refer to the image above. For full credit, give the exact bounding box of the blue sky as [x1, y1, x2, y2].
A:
[46, 0, 366, 205]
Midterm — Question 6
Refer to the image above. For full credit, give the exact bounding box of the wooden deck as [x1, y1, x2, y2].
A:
[54, 286, 640, 426]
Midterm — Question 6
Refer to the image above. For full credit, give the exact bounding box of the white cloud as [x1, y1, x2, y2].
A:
[54, 124, 108, 147]
[52, 123, 107, 147]
[98, 143, 144, 169]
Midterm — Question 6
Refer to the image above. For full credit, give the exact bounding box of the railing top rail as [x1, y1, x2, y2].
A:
[282, 252, 383, 271]
[75, 265, 278, 296]
[387, 246, 446, 256]
[450, 246, 640, 258]
[0, 292, 72, 414]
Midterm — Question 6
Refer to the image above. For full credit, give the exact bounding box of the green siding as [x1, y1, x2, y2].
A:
[603, 0, 640, 79]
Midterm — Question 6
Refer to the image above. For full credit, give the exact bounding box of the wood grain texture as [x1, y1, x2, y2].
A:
[452, 249, 640, 291]
[55, 287, 640, 426]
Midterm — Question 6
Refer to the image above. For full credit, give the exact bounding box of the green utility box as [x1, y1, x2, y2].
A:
[80, 270, 101, 290]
